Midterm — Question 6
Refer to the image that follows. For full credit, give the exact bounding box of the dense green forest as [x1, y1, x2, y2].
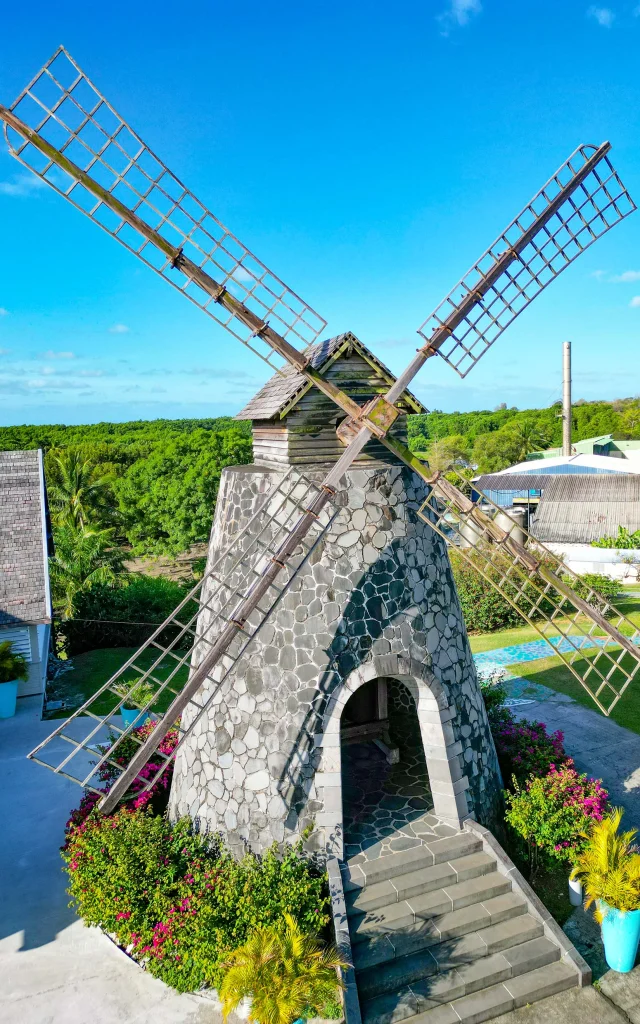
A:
[2, 397, 639, 564]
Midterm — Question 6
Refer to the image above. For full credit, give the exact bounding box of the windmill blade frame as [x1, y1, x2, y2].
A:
[416, 464, 640, 716]
[417, 144, 636, 378]
[1, 47, 635, 809]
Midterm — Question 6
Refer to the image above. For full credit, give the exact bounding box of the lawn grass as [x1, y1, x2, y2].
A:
[46, 646, 190, 719]
[507, 650, 640, 735]
[468, 592, 640, 655]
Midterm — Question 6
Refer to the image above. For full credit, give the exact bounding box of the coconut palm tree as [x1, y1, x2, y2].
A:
[49, 523, 124, 618]
[220, 913, 348, 1024]
[47, 449, 116, 530]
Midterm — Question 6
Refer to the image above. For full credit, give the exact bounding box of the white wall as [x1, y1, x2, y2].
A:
[544, 543, 640, 581]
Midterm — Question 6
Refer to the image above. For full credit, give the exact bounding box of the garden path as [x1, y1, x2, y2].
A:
[0, 696, 241, 1024]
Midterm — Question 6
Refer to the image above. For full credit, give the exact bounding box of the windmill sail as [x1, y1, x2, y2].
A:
[1, 47, 326, 373]
[417, 466, 640, 716]
[29, 468, 337, 803]
[417, 145, 635, 377]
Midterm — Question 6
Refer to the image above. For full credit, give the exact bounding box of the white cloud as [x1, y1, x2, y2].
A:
[41, 350, 75, 359]
[0, 347, 10, 355]
[0, 173, 48, 197]
[0, 307, 8, 316]
[109, 323, 130, 334]
[590, 269, 607, 280]
[611, 270, 640, 282]
[437, 0, 482, 33]
[587, 5, 615, 27]
[79, 369, 105, 377]
[629, 296, 640, 307]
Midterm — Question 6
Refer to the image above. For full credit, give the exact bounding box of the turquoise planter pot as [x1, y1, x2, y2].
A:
[0, 680, 18, 719]
[600, 901, 640, 973]
[121, 707, 150, 729]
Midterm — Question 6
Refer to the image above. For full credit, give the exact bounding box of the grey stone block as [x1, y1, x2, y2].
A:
[449, 981, 514, 1023]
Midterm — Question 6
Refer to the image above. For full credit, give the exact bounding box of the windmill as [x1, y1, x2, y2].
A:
[4, 48, 639, 850]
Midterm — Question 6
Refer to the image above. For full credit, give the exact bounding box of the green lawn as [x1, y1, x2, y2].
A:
[468, 593, 640, 655]
[508, 650, 640, 734]
[46, 646, 190, 719]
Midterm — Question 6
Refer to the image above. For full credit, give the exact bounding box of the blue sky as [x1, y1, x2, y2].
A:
[1, 0, 639, 426]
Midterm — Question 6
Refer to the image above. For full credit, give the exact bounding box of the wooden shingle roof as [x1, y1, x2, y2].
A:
[0, 450, 52, 626]
[236, 332, 426, 421]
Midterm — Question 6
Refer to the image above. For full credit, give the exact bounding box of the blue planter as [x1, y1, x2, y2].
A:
[600, 901, 640, 973]
[0, 680, 18, 719]
[121, 707, 150, 729]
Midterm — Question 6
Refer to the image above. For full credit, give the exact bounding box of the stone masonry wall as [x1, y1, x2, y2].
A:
[168, 463, 502, 856]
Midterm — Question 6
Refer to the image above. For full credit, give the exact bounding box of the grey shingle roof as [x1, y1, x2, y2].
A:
[0, 450, 51, 626]
[236, 332, 425, 420]
[531, 474, 640, 544]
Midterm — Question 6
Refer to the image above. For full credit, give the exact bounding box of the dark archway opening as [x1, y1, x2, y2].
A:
[340, 677, 434, 857]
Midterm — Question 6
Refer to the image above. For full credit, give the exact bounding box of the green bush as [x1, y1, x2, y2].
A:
[449, 550, 523, 632]
[57, 575, 197, 655]
[565, 573, 620, 604]
[62, 807, 330, 993]
[505, 762, 609, 870]
[592, 527, 640, 550]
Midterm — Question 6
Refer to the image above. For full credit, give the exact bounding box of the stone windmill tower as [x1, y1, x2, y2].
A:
[168, 332, 502, 857]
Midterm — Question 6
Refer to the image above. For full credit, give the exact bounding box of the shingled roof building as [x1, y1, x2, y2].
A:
[0, 450, 53, 700]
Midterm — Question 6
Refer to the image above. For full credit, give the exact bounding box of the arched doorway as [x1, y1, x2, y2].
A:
[340, 677, 433, 858]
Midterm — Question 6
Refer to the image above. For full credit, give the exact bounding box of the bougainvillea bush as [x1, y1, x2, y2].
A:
[491, 714, 568, 785]
[62, 805, 330, 993]
[505, 760, 609, 869]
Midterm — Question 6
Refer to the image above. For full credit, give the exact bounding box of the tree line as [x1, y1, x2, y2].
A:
[407, 397, 640, 474]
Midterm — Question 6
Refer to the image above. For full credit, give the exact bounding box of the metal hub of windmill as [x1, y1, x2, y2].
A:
[3, 46, 640, 824]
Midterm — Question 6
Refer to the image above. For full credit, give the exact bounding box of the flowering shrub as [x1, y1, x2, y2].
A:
[97, 719, 179, 812]
[505, 760, 609, 867]
[492, 715, 567, 785]
[61, 804, 330, 993]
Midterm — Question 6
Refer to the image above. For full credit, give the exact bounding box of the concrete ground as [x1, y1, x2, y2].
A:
[0, 696, 237, 1024]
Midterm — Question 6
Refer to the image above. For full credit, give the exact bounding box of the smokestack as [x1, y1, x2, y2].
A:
[562, 341, 572, 457]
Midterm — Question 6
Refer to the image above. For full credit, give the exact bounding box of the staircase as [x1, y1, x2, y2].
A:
[341, 830, 582, 1024]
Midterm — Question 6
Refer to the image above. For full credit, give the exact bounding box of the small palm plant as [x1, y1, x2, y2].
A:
[571, 808, 640, 921]
[113, 679, 156, 711]
[0, 641, 29, 684]
[220, 913, 349, 1024]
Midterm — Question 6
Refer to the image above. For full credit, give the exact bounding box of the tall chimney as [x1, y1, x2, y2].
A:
[562, 341, 572, 457]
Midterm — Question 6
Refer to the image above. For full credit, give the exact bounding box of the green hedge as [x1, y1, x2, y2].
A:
[57, 575, 198, 655]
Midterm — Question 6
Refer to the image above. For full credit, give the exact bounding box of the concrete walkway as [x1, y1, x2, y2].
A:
[508, 688, 640, 832]
[0, 696, 235, 1024]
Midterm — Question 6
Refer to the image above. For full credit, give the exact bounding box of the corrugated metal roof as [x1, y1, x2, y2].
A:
[476, 474, 550, 492]
[531, 473, 640, 543]
[236, 332, 425, 421]
[0, 450, 51, 626]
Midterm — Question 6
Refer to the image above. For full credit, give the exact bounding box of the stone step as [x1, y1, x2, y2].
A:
[352, 895, 532, 972]
[350, 873, 512, 944]
[360, 935, 562, 1024]
[342, 835, 484, 892]
[409, 961, 578, 1024]
[347, 853, 495, 916]
[357, 931, 559, 1002]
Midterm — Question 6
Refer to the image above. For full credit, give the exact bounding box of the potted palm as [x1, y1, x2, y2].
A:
[113, 679, 156, 729]
[0, 640, 29, 719]
[220, 913, 348, 1024]
[571, 808, 640, 972]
